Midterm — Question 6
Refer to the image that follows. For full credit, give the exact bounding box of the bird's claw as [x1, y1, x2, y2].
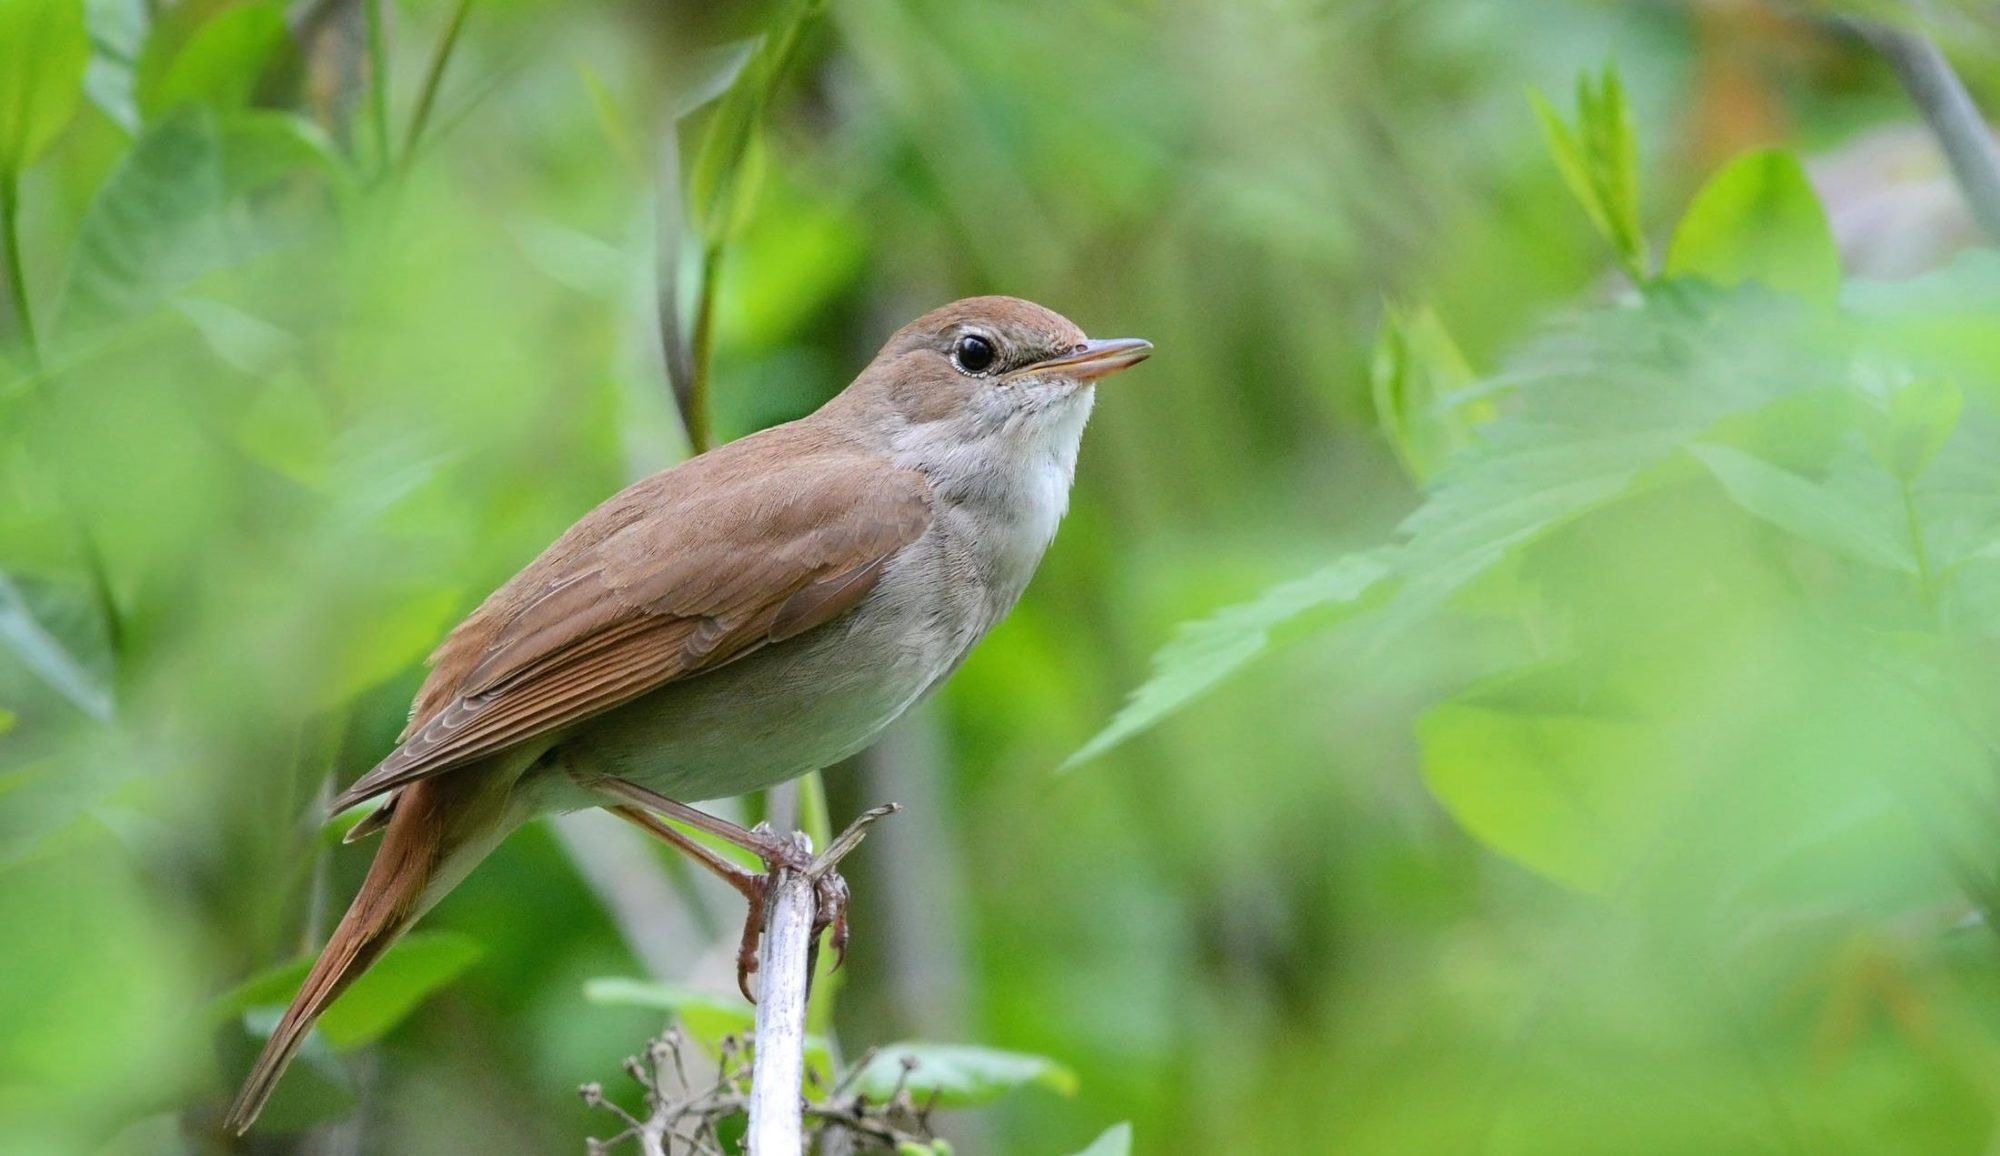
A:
[732, 803, 899, 1003]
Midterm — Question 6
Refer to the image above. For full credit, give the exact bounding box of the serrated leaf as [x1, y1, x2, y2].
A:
[1064, 551, 1390, 769]
[1068, 1122, 1133, 1156]
[216, 931, 482, 1050]
[0, 0, 89, 176]
[82, 0, 147, 131]
[1418, 663, 1672, 893]
[1666, 149, 1840, 301]
[854, 1042, 1076, 1108]
[1380, 290, 1835, 636]
[1689, 443, 1914, 572]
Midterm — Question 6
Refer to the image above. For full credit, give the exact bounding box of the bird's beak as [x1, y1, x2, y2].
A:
[1013, 337, 1153, 382]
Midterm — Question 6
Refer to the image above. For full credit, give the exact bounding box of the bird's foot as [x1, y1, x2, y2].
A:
[729, 804, 897, 1002]
[593, 777, 897, 1002]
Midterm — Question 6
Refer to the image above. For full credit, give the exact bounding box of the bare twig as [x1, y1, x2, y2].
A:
[748, 805, 899, 1155]
[1848, 17, 2000, 242]
[747, 832, 816, 1155]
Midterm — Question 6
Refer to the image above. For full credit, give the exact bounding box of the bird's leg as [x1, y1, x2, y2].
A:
[593, 776, 898, 1001]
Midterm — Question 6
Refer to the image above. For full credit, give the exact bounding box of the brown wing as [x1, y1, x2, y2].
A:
[329, 428, 933, 815]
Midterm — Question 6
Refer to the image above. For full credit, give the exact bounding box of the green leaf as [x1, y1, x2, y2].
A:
[1857, 374, 1961, 483]
[1380, 290, 1835, 636]
[1689, 443, 1914, 572]
[854, 1042, 1077, 1108]
[215, 931, 482, 1050]
[136, 0, 293, 118]
[55, 107, 226, 340]
[1418, 662, 1675, 893]
[0, 0, 89, 176]
[581, 977, 755, 1042]
[81, 0, 147, 132]
[685, 0, 818, 249]
[218, 109, 344, 194]
[1068, 1123, 1134, 1156]
[582, 977, 833, 1079]
[1532, 67, 1646, 281]
[0, 570, 111, 720]
[1064, 551, 1390, 769]
[1370, 302, 1485, 482]
[1666, 149, 1840, 301]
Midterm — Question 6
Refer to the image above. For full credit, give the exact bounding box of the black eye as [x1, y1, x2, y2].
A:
[952, 333, 997, 375]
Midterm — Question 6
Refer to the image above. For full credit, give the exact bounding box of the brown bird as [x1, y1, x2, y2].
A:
[223, 296, 1150, 1132]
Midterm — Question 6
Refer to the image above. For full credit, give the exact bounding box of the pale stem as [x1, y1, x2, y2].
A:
[746, 830, 816, 1156]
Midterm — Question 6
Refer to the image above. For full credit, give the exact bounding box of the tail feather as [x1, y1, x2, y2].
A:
[224, 779, 463, 1135]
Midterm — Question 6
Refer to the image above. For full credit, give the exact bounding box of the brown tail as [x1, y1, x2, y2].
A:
[223, 777, 496, 1134]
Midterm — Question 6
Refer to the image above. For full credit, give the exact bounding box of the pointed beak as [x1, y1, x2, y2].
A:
[1014, 337, 1153, 382]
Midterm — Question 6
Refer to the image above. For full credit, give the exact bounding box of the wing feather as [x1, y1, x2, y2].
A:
[329, 431, 932, 815]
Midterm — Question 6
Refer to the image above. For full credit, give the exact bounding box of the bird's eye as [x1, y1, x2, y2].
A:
[952, 333, 997, 375]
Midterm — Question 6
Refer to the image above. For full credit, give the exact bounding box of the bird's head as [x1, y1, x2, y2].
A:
[839, 296, 1151, 473]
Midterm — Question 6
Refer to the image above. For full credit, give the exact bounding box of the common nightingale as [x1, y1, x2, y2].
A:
[223, 296, 1150, 1132]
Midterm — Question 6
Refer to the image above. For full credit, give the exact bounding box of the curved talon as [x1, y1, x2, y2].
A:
[814, 871, 853, 971]
[598, 780, 899, 1004]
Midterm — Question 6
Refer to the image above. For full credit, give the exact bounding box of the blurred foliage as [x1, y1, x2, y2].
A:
[4, 0, 2000, 1154]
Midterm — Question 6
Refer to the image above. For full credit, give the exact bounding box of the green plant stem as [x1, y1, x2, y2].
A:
[400, 0, 473, 170]
[0, 171, 38, 365]
[364, 0, 393, 176]
[1901, 480, 1937, 615]
[0, 173, 124, 658]
[684, 244, 721, 454]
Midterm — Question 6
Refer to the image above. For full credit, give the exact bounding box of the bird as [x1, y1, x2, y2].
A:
[222, 295, 1151, 1133]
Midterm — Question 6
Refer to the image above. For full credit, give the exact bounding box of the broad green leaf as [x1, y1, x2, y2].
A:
[1689, 443, 1914, 572]
[136, 0, 293, 118]
[1371, 302, 1485, 482]
[854, 1042, 1077, 1107]
[1381, 289, 1836, 636]
[1532, 67, 1646, 280]
[1418, 663, 1676, 893]
[215, 931, 482, 1050]
[55, 107, 226, 340]
[1064, 551, 1390, 769]
[0, 0, 88, 176]
[0, 571, 111, 720]
[219, 109, 344, 194]
[1068, 1123, 1133, 1156]
[1666, 149, 1839, 301]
